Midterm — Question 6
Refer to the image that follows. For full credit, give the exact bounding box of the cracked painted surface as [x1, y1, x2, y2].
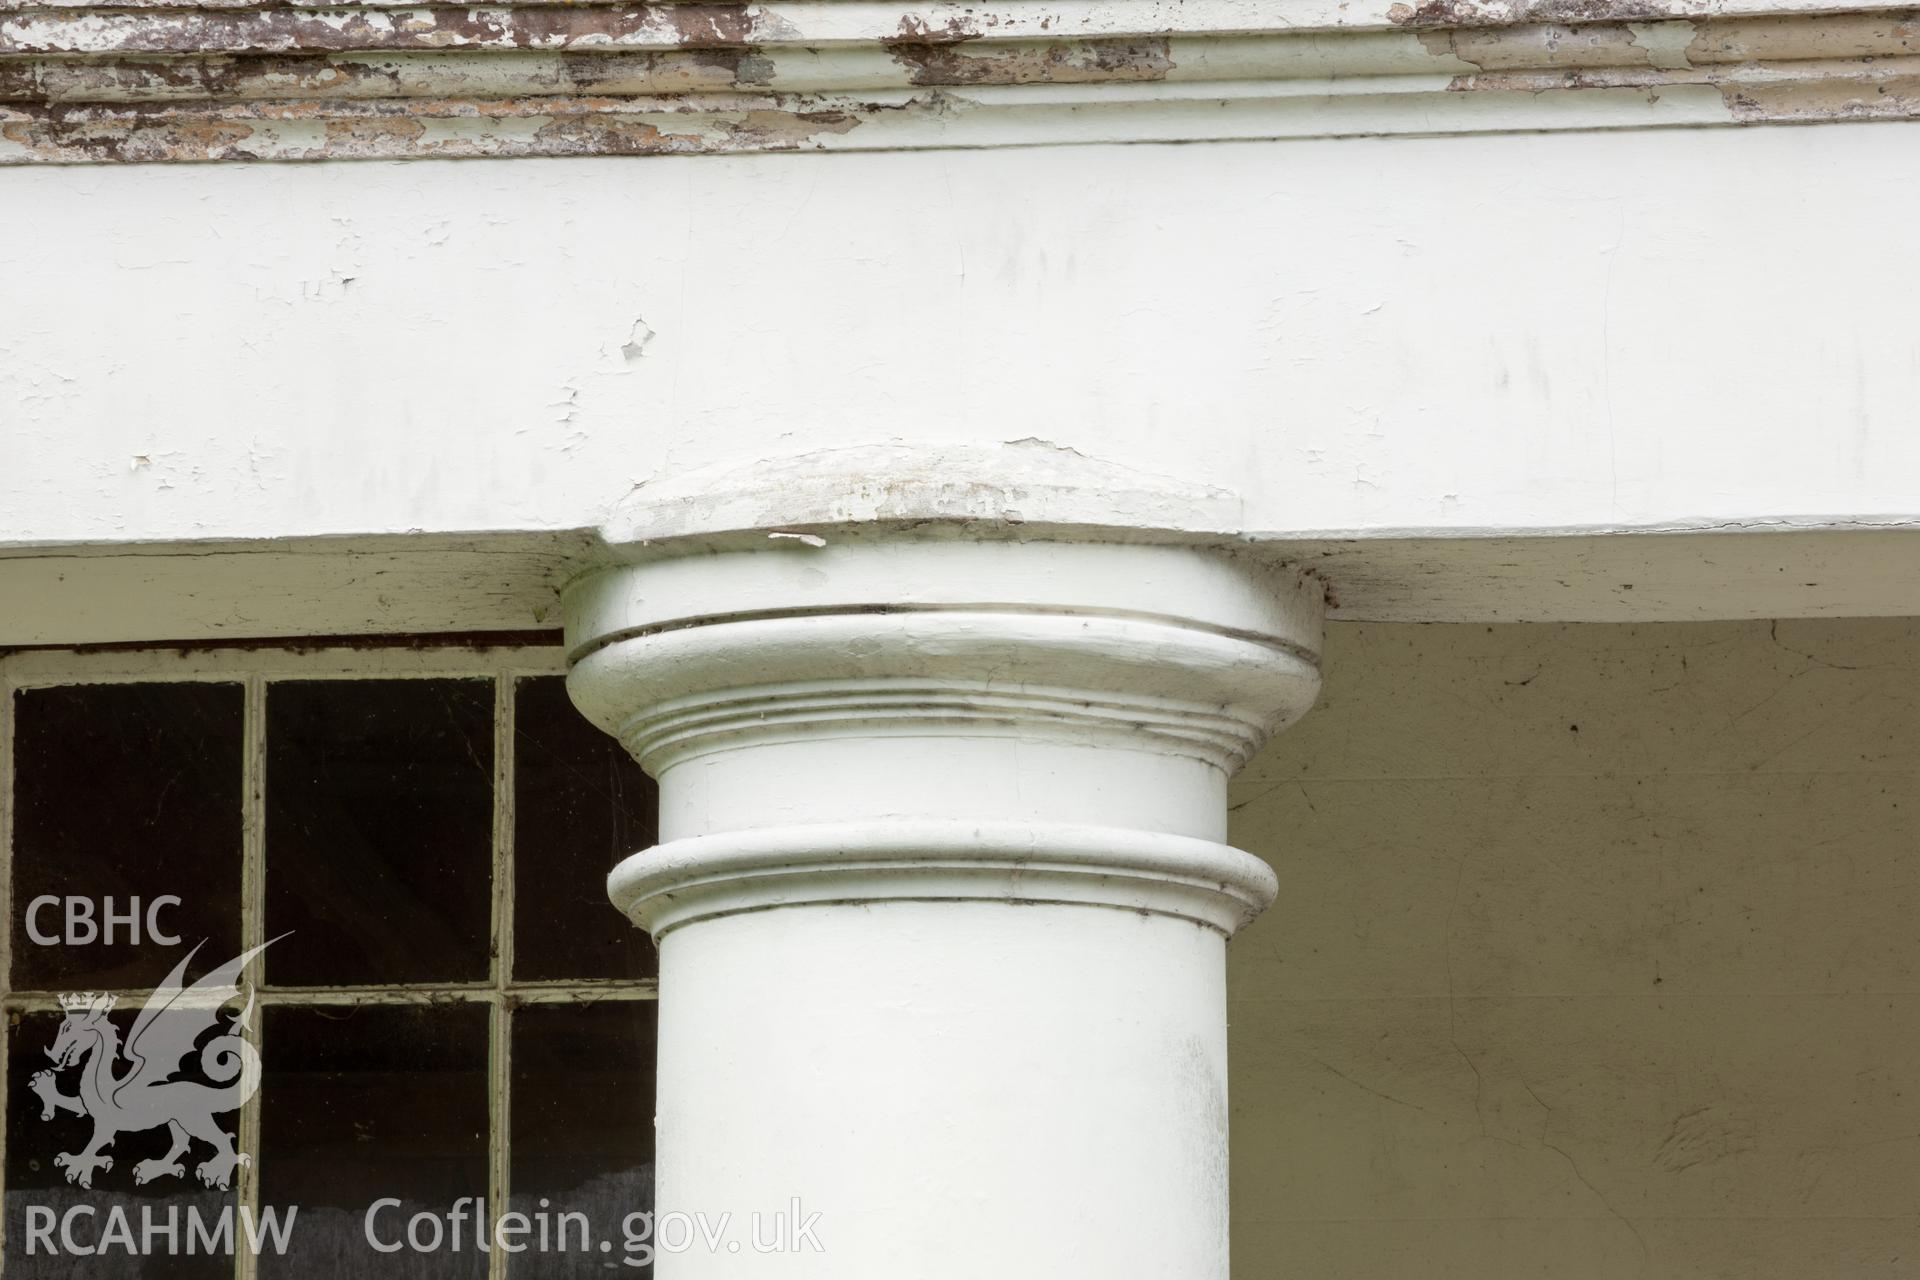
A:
[2, 1, 1920, 160]
[4, 125, 1919, 571]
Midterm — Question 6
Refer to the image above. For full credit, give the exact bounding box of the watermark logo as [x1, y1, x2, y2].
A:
[16, 924, 824, 1267]
[30, 939, 272, 1190]
[24, 895, 183, 947]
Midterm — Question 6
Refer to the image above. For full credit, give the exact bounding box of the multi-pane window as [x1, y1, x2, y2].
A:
[0, 645, 659, 1278]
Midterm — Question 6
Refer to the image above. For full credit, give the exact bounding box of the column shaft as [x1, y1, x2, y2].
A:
[565, 538, 1323, 1277]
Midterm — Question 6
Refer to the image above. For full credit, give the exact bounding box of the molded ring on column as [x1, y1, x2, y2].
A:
[608, 819, 1281, 939]
[575, 609, 1316, 775]
[614, 675, 1273, 774]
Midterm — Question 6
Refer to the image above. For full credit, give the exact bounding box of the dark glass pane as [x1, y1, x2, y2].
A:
[265, 680, 494, 986]
[259, 1003, 489, 1279]
[11, 682, 244, 991]
[6, 1009, 233, 1279]
[512, 677, 658, 982]
[509, 1001, 656, 1275]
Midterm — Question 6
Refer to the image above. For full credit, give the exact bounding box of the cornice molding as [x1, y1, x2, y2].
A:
[2, 0, 1916, 162]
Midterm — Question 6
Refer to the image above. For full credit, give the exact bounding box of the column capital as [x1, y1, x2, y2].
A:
[565, 536, 1322, 940]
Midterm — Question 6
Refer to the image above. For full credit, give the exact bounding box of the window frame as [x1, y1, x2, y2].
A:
[0, 640, 659, 1280]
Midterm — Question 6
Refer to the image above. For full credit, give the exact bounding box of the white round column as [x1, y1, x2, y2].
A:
[565, 537, 1322, 1277]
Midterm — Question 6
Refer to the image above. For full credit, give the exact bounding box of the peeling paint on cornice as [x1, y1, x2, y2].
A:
[2, 1, 1919, 161]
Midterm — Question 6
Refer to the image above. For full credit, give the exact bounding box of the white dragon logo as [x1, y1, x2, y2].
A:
[30, 940, 271, 1191]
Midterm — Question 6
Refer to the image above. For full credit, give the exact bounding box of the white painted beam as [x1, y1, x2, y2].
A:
[3, 124, 1918, 640]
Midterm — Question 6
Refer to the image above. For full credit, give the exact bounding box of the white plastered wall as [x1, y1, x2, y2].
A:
[1229, 617, 1920, 1277]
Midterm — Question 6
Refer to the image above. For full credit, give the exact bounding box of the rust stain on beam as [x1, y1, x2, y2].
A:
[0, 4, 798, 57]
[1426, 9, 1920, 67]
[885, 37, 1173, 86]
[0, 91, 877, 161]
[5, 2, 1920, 162]
[0, 49, 799, 103]
[1720, 65, 1920, 116]
[1445, 56, 1920, 121]
[1685, 10, 1920, 60]
[0, 40, 1192, 105]
[1389, 0, 1709, 26]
